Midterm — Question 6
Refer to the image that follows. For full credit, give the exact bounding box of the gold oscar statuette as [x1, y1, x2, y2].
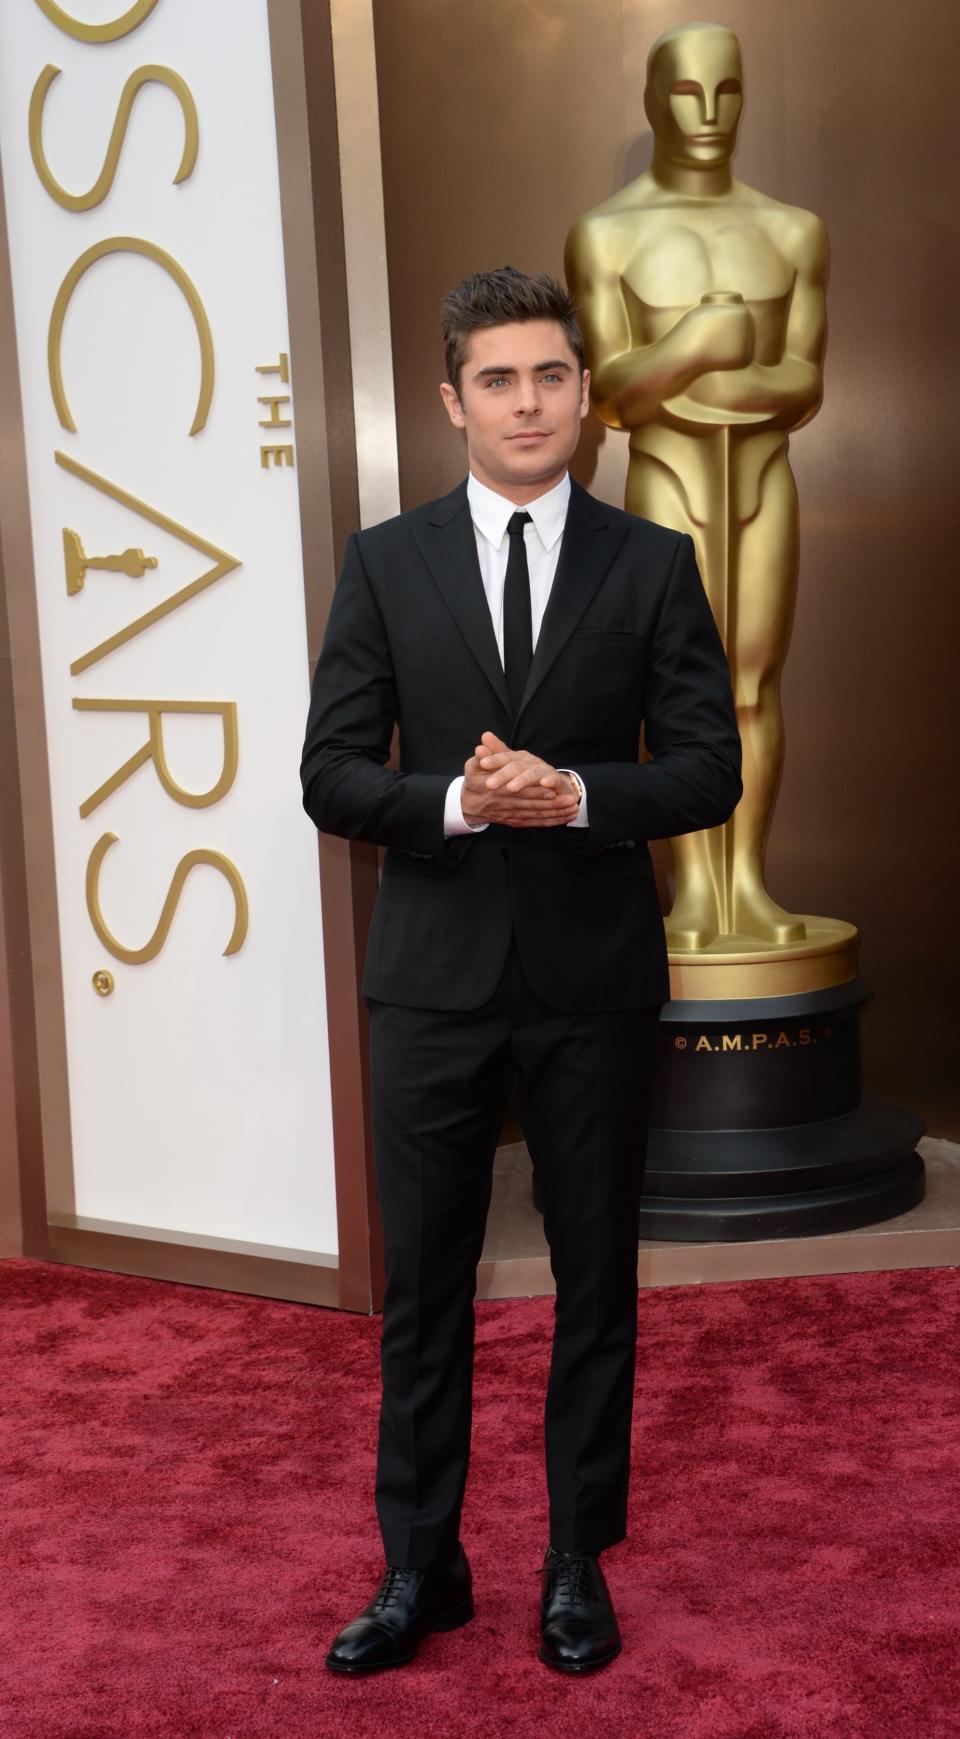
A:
[566, 20, 857, 1001]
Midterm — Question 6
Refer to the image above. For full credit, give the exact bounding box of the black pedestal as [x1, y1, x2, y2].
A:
[640, 979, 925, 1242]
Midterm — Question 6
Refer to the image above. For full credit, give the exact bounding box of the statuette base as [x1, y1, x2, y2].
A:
[668, 917, 859, 1001]
[640, 978, 925, 1243]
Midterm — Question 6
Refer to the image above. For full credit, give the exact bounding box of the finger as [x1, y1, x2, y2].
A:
[489, 794, 579, 817]
[486, 792, 568, 811]
[493, 799, 577, 818]
[496, 784, 567, 803]
[483, 779, 571, 801]
[487, 800, 578, 820]
[504, 766, 551, 793]
[485, 762, 526, 789]
[488, 754, 545, 787]
[477, 745, 531, 767]
[468, 770, 555, 798]
[480, 730, 510, 753]
[499, 809, 579, 827]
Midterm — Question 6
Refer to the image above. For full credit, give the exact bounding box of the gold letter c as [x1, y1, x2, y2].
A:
[48, 236, 215, 436]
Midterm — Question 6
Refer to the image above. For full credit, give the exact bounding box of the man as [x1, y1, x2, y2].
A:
[300, 267, 741, 1676]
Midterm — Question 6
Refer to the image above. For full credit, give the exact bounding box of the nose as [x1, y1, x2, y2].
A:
[702, 86, 719, 125]
[514, 377, 542, 416]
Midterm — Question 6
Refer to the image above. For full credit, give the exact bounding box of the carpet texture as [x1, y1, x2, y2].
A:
[2, 1256, 959, 1738]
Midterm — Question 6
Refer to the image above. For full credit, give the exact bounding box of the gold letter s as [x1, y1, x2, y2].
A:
[86, 833, 248, 965]
[29, 64, 198, 214]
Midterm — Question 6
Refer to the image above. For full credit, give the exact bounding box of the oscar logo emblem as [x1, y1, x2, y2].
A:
[62, 529, 158, 595]
[567, 20, 923, 1242]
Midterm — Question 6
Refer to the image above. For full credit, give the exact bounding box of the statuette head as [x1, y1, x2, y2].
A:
[645, 21, 743, 170]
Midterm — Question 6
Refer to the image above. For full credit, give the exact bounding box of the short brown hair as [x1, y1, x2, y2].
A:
[441, 266, 584, 393]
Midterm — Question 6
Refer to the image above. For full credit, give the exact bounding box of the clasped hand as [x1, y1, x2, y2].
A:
[461, 731, 579, 829]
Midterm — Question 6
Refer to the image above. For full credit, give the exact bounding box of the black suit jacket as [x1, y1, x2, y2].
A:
[300, 478, 741, 1011]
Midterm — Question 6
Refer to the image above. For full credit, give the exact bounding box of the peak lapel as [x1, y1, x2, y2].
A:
[411, 483, 511, 716]
[516, 483, 629, 723]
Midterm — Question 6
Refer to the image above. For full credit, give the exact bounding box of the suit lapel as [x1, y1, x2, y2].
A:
[516, 481, 629, 723]
[410, 477, 630, 729]
[411, 481, 511, 716]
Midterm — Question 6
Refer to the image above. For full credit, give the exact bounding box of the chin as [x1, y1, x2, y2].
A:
[507, 462, 556, 490]
[504, 443, 560, 472]
[508, 450, 553, 471]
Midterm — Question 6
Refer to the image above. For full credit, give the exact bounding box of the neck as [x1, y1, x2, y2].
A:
[468, 463, 569, 506]
[651, 149, 734, 200]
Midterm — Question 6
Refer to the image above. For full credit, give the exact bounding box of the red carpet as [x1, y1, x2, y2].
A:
[2, 1256, 959, 1738]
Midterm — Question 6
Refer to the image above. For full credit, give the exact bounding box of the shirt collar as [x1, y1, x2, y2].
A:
[467, 470, 570, 553]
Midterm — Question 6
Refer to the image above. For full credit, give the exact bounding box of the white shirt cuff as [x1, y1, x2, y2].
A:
[444, 774, 489, 836]
[557, 769, 589, 828]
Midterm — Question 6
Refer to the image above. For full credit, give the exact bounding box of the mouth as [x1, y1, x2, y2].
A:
[508, 429, 552, 442]
[689, 134, 726, 145]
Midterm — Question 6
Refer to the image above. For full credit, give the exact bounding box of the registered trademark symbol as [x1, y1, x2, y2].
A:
[674, 1035, 687, 1050]
[92, 969, 115, 997]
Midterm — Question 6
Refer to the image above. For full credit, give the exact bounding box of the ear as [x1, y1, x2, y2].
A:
[579, 367, 591, 418]
[439, 381, 465, 429]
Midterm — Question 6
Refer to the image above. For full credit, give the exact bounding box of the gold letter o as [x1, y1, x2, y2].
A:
[30, 0, 161, 43]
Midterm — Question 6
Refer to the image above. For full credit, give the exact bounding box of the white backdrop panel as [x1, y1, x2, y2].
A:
[0, 0, 338, 1254]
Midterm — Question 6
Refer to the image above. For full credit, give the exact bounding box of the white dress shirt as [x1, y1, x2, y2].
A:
[443, 471, 589, 835]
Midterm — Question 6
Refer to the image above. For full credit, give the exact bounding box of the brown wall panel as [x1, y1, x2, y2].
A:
[373, 0, 960, 1135]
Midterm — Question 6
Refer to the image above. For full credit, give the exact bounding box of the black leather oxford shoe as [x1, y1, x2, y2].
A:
[538, 1547, 622, 1673]
[324, 1544, 474, 1675]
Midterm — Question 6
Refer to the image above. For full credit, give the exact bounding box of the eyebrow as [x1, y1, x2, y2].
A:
[474, 359, 574, 378]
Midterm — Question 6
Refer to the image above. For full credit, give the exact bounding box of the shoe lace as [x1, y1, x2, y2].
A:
[538, 1550, 592, 1609]
[372, 1565, 417, 1613]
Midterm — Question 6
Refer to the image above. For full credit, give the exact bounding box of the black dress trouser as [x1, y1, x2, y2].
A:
[367, 931, 661, 1570]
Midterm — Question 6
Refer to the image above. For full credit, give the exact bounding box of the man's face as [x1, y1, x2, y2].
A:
[645, 29, 743, 169]
[439, 319, 589, 500]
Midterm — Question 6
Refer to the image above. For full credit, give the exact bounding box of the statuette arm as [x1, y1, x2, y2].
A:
[566, 222, 762, 431]
[683, 218, 828, 429]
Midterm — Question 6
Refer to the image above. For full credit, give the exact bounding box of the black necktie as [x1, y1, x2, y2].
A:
[503, 510, 533, 715]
